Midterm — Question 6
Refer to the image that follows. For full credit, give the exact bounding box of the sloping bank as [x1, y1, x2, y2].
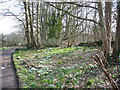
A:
[13, 47, 117, 88]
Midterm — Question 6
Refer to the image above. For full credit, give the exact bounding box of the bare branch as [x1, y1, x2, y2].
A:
[46, 3, 99, 25]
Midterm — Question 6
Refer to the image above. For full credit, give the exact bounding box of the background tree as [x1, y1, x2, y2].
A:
[112, 1, 120, 60]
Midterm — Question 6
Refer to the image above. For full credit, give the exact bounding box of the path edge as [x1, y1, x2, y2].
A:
[11, 49, 20, 88]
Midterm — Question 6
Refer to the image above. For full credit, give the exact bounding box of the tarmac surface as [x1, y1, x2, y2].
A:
[0, 47, 19, 89]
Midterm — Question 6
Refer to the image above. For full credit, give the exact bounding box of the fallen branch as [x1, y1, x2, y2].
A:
[92, 54, 119, 89]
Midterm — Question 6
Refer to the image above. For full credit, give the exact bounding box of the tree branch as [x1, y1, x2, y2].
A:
[46, 3, 99, 25]
[74, 3, 98, 10]
[6, 10, 26, 30]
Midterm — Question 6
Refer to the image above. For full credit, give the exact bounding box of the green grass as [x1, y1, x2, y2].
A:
[0, 47, 10, 50]
[13, 46, 115, 88]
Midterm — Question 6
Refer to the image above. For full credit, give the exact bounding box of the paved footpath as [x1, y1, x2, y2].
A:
[0, 47, 19, 89]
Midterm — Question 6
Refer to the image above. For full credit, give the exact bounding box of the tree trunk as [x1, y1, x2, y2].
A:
[23, 2, 30, 48]
[28, 1, 36, 48]
[112, 1, 120, 60]
[93, 4, 98, 41]
[97, 2, 109, 58]
[67, 14, 70, 47]
[36, 2, 40, 47]
[105, 2, 112, 58]
[42, 3, 47, 46]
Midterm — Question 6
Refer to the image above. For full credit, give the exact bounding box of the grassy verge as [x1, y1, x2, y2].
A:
[13, 47, 119, 88]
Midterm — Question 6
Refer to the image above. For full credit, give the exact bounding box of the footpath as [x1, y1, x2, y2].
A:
[0, 47, 19, 89]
